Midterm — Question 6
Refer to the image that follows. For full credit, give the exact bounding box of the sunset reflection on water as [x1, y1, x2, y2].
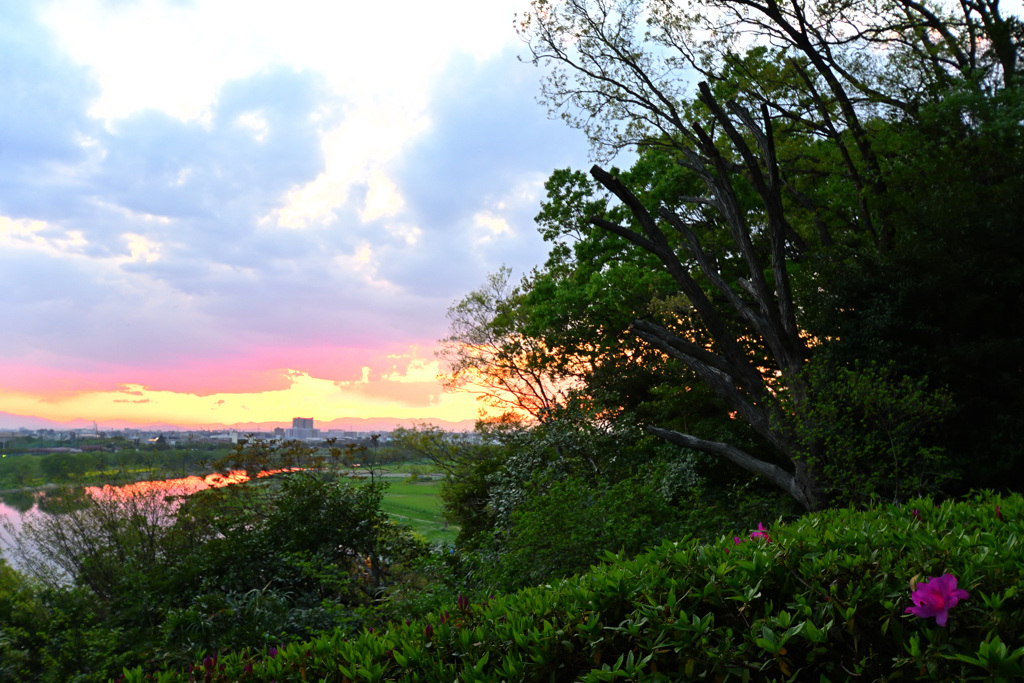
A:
[1, 469, 300, 573]
[84, 468, 300, 503]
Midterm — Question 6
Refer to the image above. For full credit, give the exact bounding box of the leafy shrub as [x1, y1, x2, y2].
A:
[784, 360, 956, 506]
[0, 559, 47, 680]
[123, 491, 1024, 682]
[3, 472, 425, 680]
[481, 471, 696, 591]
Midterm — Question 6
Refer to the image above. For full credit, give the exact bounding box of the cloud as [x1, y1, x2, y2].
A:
[0, 4, 102, 219]
[0, 362, 488, 427]
[0, 0, 595, 426]
[383, 48, 590, 297]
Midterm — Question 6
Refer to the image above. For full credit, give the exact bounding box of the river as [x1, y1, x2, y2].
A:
[0, 469, 294, 572]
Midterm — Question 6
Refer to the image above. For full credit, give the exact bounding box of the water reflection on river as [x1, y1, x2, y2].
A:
[0, 469, 295, 568]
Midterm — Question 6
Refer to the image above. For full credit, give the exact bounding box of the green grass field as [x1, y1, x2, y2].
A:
[375, 477, 456, 545]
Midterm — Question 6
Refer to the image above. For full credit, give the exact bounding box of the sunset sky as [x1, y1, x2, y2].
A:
[0, 0, 593, 428]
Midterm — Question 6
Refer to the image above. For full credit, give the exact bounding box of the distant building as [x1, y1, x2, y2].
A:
[286, 417, 320, 440]
[324, 429, 360, 439]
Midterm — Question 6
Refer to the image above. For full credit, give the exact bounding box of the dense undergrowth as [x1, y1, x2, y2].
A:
[120, 491, 1024, 682]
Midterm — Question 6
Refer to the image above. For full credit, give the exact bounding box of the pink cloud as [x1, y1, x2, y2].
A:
[0, 361, 126, 399]
[0, 341, 441, 401]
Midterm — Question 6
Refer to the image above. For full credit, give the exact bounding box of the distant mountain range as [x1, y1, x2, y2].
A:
[0, 411, 476, 433]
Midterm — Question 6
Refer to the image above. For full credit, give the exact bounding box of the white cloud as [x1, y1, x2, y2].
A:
[0, 0, 592, 397]
[470, 173, 548, 245]
[123, 233, 161, 263]
[172, 168, 193, 186]
[381, 357, 441, 384]
[384, 223, 422, 246]
[473, 210, 511, 237]
[360, 169, 405, 222]
[267, 106, 429, 228]
[0, 216, 88, 256]
[332, 240, 397, 291]
[235, 111, 270, 143]
[41, 0, 532, 229]
[90, 198, 173, 225]
[41, 0, 528, 124]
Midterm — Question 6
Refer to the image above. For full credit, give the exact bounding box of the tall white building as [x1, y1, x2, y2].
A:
[285, 417, 320, 440]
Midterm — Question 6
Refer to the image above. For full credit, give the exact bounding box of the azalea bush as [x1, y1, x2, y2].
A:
[121, 491, 1024, 682]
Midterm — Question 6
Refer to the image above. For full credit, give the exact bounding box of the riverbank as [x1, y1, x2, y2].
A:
[1, 466, 456, 550]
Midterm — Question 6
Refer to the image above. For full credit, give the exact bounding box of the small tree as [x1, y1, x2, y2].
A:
[437, 267, 581, 423]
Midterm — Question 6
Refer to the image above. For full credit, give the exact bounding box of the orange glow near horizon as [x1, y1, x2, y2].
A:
[0, 346, 496, 428]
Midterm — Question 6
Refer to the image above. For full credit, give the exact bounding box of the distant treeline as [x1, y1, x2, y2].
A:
[0, 447, 225, 491]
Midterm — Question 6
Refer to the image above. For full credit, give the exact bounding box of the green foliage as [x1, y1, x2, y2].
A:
[0, 559, 46, 680]
[0, 445, 231, 490]
[0, 488, 37, 512]
[480, 470, 706, 592]
[782, 360, 956, 506]
[0, 455, 40, 488]
[126, 492, 1024, 682]
[2, 471, 425, 680]
[808, 84, 1024, 495]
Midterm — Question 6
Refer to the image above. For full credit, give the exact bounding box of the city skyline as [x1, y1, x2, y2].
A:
[0, 410, 476, 434]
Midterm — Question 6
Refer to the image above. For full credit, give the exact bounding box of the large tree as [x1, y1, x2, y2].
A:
[501, 0, 1023, 510]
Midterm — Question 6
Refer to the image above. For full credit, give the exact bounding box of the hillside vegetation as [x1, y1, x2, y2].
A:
[119, 492, 1024, 682]
[3, 0, 1024, 680]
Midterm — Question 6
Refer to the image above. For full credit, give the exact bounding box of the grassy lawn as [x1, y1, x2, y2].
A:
[370, 460, 439, 475]
[356, 476, 456, 546]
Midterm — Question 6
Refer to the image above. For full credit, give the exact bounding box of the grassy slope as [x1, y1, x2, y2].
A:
[379, 479, 456, 545]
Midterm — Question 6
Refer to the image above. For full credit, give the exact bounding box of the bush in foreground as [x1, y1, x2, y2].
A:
[122, 492, 1024, 682]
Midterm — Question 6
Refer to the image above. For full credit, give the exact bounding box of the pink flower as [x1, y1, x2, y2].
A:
[750, 522, 771, 543]
[733, 536, 743, 545]
[905, 573, 969, 626]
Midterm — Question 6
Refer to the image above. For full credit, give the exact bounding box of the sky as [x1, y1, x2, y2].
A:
[0, 0, 592, 429]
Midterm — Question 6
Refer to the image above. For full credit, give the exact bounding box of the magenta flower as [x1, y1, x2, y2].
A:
[749, 522, 771, 543]
[905, 573, 969, 626]
[733, 535, 743, 545]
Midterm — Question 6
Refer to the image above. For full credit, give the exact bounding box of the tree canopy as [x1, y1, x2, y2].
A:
[441, 0, 1024, 510]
